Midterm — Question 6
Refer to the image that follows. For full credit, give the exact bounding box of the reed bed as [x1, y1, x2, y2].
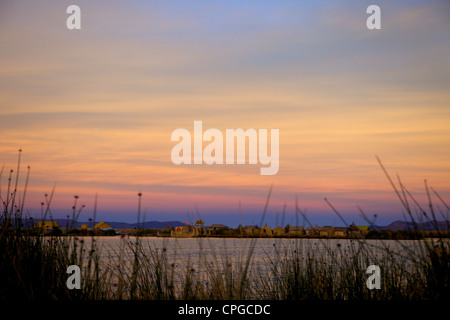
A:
[0, 151, 449, 300]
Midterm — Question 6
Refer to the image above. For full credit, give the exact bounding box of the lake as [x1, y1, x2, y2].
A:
[74, 236, 432, 277]
[63, 235, 446, 299]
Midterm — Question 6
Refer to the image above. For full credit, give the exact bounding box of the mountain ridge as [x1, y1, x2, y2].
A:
[37, 219, 185, 229]
[33, 218, 450, 231]
[374, 220, 449, 231]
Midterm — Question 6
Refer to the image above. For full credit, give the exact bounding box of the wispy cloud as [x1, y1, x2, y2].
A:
[0, 0, 449, 224]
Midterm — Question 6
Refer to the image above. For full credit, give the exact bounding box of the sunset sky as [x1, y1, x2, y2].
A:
[1, 0, 449, 227]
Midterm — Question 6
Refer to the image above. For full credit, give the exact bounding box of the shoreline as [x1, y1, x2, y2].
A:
[34, 231, 449, 240]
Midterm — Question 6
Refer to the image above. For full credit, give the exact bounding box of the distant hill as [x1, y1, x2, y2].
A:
[28, 218, 449, 231]
[375, 220, 450, 231]
[36, 219, 185, 229]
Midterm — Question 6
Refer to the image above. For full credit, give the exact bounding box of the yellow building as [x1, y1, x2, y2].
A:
[333, 227, 347, 237]
[272, 226, 285, 236]
[243, 225, 259, 236]
[94, 222, 112, 230]
[260, 225, 272, 237]
[34, 221, 60, 233]
[287, 226, 304, 237]
[349, 222, 369, 237]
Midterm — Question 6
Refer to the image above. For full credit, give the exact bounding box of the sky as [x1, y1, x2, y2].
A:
[0, 0, 449, 228]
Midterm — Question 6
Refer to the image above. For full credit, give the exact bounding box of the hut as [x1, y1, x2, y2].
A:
[260, 225, 272, 237]
[207, 224, 228, 235]
[357, 225, 370, 236]
[94, 222, 113, 231]
[317, 226, 334, 237]
[243, 225, 259, 236]
[287, 226, 304, 237]
[305, 227, 319, 236]
[349, 222, 369, 238]
[272, 226, 285, 237]
[34, 221, 60, 233]
[207, 224, 228, 232]
[333, 227, 348, 237]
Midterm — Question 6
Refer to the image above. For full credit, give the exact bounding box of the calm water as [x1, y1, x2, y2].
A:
[74, 236, 433, 277]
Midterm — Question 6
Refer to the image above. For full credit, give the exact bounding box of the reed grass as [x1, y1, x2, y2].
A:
[0, 150, 448, 300]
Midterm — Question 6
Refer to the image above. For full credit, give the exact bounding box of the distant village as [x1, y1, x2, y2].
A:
[33, 219, 372, 239]
[34, 221, 119, 236]
[167, 220, 370, 238]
